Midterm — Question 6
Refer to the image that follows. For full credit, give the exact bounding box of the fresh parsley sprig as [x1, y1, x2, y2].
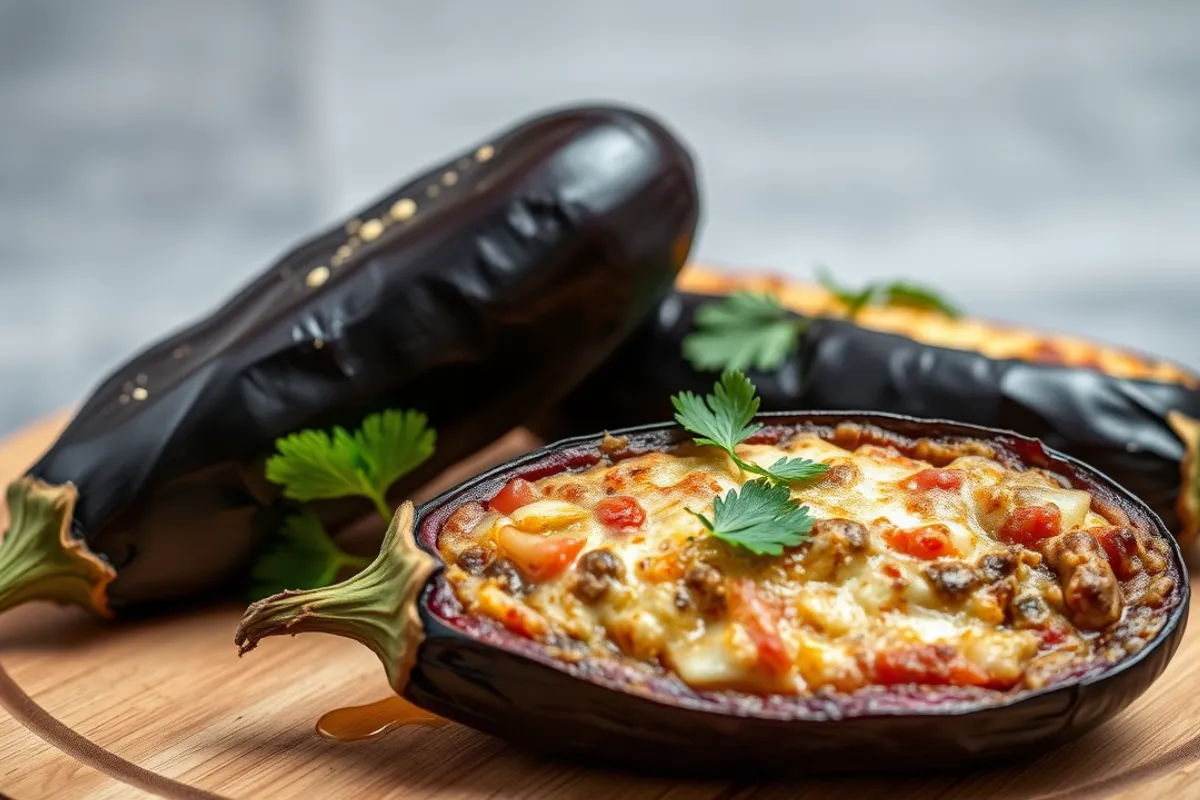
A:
[817, 267, 960, 319]
[266, 409, 435, 519]
[250, 409, 436, 599]
[681, 291, 810, 373]
[249, 512, 371, 599]
[691, 479, 816, 556]
[671, 371, 828, 484]
[673, 371, 824, 555]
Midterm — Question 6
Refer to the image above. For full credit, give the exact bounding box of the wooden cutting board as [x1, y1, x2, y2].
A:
[2, 415, 1200, 800]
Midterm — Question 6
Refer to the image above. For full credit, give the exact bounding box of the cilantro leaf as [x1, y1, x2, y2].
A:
[817, 266, 875, 316]
[265, 409, 435, 519]
[355, 409, 437, 498]
[249, 512, 368, 600]
[682, 292, 808, 372]
[672, 371, 762, 453]
[817, 267, 960, 319]
[691, 479, 816, 555]
[879, 282, 962, 317]
[752, 455, 829, 482]
[672, 371, 829, 484]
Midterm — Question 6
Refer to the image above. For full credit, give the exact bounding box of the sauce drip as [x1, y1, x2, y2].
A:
[316, 696, 447, 742]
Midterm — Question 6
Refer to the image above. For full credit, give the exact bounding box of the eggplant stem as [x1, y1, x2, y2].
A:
[0, 477, 115, 617]
[234, 501, 435, 693]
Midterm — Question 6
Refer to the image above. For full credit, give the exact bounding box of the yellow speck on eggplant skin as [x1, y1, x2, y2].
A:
[131, 387, 149, 401]
[359, 219, 385, 242]
[390, 199, 416, 222]
[306, 266, 331, 288]
[475, 144, 495, 162]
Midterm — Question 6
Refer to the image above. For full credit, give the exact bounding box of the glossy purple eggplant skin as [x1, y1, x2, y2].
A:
[22, 105, 699, 611]
[402, 413, 1187, 774]
[537, 291, 1200, 540]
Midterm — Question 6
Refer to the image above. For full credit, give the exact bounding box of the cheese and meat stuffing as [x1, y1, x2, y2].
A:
[438, 426, 1176, 697]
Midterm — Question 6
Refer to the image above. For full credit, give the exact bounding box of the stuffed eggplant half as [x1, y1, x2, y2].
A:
[236, 412, 1187, 772]
[0, 104, 699, 618]
[543, 267, 1200, 543]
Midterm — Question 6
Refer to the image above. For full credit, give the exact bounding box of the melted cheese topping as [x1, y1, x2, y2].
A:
[678, 266, 1198, 387]
[440, 433, 1172, 697]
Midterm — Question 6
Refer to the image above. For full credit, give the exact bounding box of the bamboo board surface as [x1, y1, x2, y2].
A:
[1, 415, 1200, 800]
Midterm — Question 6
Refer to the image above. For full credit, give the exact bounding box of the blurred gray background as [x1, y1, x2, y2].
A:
[1, 0, 1198, 435]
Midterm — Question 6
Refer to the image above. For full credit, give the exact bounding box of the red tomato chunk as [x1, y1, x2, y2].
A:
[731, 581, 791, 677]
[884, 524, 958, 560]
[594, 495, 647, 531]
[489, 478, 540, 515]
[904, 468, 965, 492]
[998, 504, 1061, 549]
[498, 526, 585, 583]
[1090, 525, 1139, 579]
[873, 645, 989, 687]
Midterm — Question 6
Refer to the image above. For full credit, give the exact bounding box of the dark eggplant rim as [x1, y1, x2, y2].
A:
[414, 410, 1190, 721]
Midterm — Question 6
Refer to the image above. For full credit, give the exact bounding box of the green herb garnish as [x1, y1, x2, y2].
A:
[250, 409, 436, 599]
[674, 371, 824, 554]
[265, 409, 435, 519]
[818, 267, 960, 319]
[876, 282, 961, 316]
[816, 267, 875, 317]
[681, 291, 809, 373]
[691, 479, 816, 555]
[249, 512, 371, 599]
[671, 371, 828, 484]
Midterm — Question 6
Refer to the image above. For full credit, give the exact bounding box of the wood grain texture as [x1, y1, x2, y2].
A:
[1, 416, 1198, 800]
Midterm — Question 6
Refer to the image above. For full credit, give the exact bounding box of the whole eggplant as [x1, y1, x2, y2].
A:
[538, 286, 1200, 542]
[234, 413, 1187, 773]
[0, 104, 699, 617]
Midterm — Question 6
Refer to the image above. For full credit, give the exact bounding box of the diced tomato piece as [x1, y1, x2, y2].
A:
[500, 605, 545, 639]
[731, 582, 791, 678]
[1038, 619, 1072, 648]
[904, 468, 965, 493]
[489, 478, 540, 515]
[497, 526, 585, 582]
[594, 495, 646, 531]
[998, 504, 1062, 549]
[872, 645, 989, 687]
[883, 524, 958, 560]
[1089, 525, 1139, 579]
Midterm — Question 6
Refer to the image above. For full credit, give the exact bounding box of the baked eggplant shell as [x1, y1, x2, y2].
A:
[236, 412, 1189, 774]
[0, 104, 699, 617]
[539, 289, 1200, 543]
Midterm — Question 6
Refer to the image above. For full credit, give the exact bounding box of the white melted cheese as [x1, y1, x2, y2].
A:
[441, 433, 1113, 696]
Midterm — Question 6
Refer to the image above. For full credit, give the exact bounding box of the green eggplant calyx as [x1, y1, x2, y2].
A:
[1168, 411, 1200, 543]
[234, 501, 435, 693]
[0, 476, 116, 617]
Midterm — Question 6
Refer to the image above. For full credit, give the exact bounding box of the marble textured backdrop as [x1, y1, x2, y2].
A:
[1, 0, 1198, 434]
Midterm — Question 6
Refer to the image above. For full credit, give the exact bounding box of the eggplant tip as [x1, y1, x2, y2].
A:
[0, 477, 114, 617]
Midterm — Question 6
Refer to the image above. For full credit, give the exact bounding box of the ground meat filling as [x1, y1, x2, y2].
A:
[438, 430, 1174, 697]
